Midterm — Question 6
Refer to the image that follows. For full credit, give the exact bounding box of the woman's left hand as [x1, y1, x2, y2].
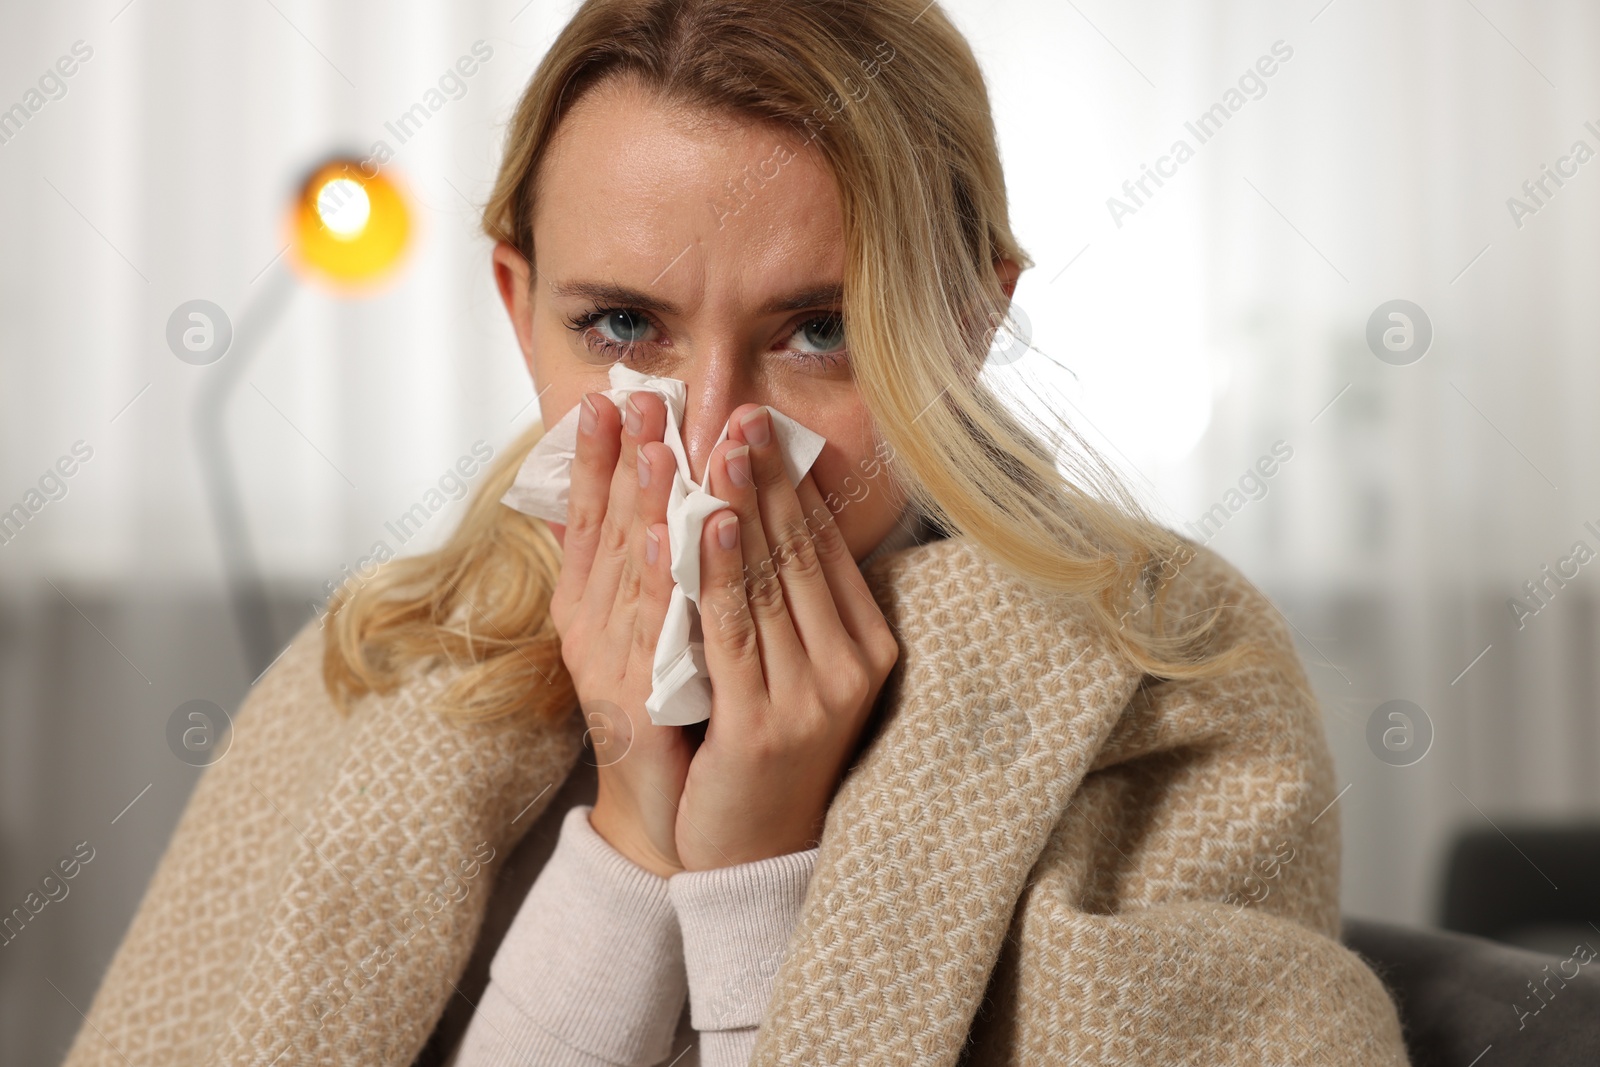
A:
[675, 404, 901, 870]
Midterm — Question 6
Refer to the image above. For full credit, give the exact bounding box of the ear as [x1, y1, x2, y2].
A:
[994, 255, 1022, 300]
[492, 240, 537, 378]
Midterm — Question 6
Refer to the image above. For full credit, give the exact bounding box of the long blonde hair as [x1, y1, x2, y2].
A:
[324, 0, 1237, 723]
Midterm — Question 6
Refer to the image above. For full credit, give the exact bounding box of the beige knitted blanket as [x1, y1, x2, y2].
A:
[63, 536, 1410, 1066]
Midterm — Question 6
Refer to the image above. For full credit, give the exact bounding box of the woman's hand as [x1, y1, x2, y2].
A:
[677, 404, 901, 869]
[549, 389, 691, 879]
[550, 393, 900, 876]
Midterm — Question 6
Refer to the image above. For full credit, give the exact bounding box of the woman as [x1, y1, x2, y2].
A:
[64, 1, 1412, 1064]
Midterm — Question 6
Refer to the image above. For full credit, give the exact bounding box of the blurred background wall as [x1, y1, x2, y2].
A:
[3, 0, 1598, 1061]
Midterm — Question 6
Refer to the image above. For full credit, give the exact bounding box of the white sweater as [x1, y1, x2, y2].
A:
[450, 804, 816, 1067]
[449, 513, 927, 1067]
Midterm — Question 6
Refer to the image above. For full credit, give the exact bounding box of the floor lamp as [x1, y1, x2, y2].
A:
[195, 157, 412, 678]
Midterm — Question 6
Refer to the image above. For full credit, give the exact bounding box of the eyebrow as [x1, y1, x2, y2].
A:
[546, 280, 844, 317]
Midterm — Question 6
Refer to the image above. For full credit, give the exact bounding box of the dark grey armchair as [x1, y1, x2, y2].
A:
[1341, 918, 1600, 1066]
[1340, 822, 1600, 1067]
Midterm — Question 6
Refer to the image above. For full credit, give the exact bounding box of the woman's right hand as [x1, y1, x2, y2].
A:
[548, 389, 691, 879]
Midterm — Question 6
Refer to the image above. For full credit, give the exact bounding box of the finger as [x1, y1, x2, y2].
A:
[610, 441, 674, 661]
[696, 507, 768, 709]
[724, 404, 848, 660]
[628, 518, 677, 676]
[792, 470, 885, 646]
[632, 439, 675, 530]
[703, 422, 803, 674]
[583, 390, 668, 628]
[553, 392, 621, 610]
[601, 415, 675, 675]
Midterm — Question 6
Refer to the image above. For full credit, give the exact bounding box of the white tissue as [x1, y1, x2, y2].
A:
[499, 364, 826, 726]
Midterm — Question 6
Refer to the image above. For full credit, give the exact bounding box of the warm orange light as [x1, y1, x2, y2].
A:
[287, 160, 411, 292]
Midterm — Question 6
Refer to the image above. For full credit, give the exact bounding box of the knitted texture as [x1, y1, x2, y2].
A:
[746, 537, 1408, 1066]
[61, 535, 1410, 1066]
[59, 622, 586, 1066]
[670, 844, 819, 1031]
[456, 805, 688, 1066]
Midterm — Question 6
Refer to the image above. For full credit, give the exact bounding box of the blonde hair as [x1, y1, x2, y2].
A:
[324, 0, 1238, 723]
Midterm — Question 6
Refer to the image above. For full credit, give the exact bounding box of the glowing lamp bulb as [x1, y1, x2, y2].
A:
[316, 178, 371, 239]
[288, 159, 412, 292]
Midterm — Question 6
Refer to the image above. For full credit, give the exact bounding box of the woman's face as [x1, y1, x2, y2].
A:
[492, 77, 909, 561]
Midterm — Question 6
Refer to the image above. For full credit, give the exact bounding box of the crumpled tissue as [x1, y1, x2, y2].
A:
[500, 364, 825, 726]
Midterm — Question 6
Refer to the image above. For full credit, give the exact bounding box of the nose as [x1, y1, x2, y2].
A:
[678, 368, 741, 485]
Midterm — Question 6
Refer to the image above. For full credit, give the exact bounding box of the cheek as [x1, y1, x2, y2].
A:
[528, 320, 609, 430]
[809, 440, 904, 558]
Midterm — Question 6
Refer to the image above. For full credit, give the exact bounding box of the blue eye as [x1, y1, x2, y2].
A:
[791, 314, 845, 355]
[593, 309, 654, 345]
[564, 307, 663, 365]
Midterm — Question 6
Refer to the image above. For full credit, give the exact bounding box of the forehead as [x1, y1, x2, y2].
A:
[531, 77, 844, 300]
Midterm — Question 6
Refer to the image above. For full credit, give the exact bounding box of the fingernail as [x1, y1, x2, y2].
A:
[636, 449, 651, 488]
[740, 406, 771, 448]
[579, 395, 598, 435]
[726, 445, 751, 488]
[645, 527, 660, 565]
[625, 397, 643, 436]
[717, 514, 739, 550]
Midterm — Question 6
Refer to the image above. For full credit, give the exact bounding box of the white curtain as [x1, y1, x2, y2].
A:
[975, 0, 1600, 924]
